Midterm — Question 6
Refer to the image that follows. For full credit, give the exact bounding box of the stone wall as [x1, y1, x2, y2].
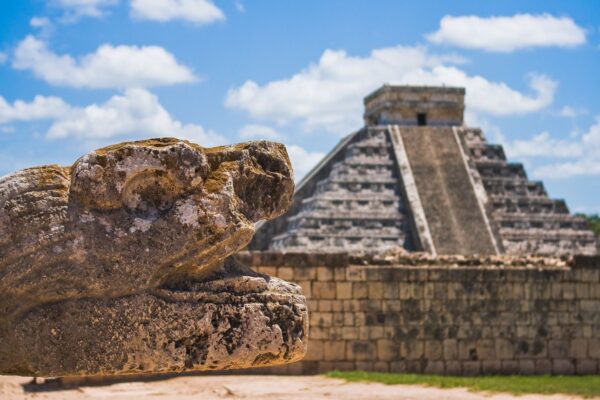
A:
[235, 251, 600, 375]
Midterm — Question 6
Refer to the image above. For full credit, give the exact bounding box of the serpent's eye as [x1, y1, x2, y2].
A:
[121, 170, 181, 218]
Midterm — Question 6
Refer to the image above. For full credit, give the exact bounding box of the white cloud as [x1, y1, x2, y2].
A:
[0, 95, 71, 124]
[0, 89, 224, 146]
[30, 16, 51, 29]
[404, 69, 556, 116]
[239, 124, 283, 140]
[557, 105, 587, 118]
[504, 131, 583, 159]
[130, 0, 225, 24]
[0, 126, 16, 133]
[494, 117, 600, 179]
[13, 36, 197, 89]
[30, 16, 53, 38]
[0, 52, 6, 64]
[47, 88, 224, 146]
[53, 0, 118, 20]
[427, 14, 586, 52]
[286, 145, 325, 181]
[225, 45, 556, 134]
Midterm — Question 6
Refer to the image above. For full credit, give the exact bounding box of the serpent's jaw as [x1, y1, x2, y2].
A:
[11, 257, 307, 376]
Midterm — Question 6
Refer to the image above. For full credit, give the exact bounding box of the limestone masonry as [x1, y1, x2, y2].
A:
[252, 85, 596, 255]
[0, 138, 307, 376]
[237, 251, 600, 375]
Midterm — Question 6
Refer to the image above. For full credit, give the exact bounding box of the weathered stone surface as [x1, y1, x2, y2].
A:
[0, 137, 305, 376]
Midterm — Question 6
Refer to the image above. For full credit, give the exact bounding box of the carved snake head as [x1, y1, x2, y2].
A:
[0, 138, 306, 377]
[68, 138, 294, 288]
[0, 138, 294, 307]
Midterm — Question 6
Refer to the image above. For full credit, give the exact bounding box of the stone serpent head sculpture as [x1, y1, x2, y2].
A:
[0, 138, 306, 376]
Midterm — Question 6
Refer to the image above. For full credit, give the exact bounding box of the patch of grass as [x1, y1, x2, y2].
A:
[325, 370, 600, 398]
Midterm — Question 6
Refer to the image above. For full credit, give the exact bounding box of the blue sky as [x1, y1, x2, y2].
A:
[0, 0, 599, 213]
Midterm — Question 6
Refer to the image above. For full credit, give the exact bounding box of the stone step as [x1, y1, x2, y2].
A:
[394, 126, 499, 255]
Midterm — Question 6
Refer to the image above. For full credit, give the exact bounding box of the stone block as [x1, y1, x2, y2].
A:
[373, 361, 390, 372]
[589, 339, 600, 358]
[310, 312, 332, 327]
[552, 359, 575, 374]
[501, 360, 520, 374]
[424, 360, 445, 374]
[576, 283, 590, 299]
[352, 282, 369, 299]
[277, 267, 294, 281]
[358, 326, 369, 340]
[294, 267, 317, 281]
[309, 326, 328, 340]
[462, 361, 481, 376]
[424, 283, 435, 299]
[342, 327, 358, 340]
[304, 340, 324, 361]
[318, 300, 332, 312]
[329, 327, 343, 341]
[534, 360, 552, 374]
[336, 282, 353, 300]
[334, 267, 346, 281]
[317, 266, 334, 281]
[331, 300, 343, 312]
[369, 326, 385, 340]
[332, 313, 344, 326]
[475, 340, 496, 360]
[495, 339, 514, 359]
[425, 341, 443, 360]
[518, 360, 535, 375]
[335, 361, 356, 371]
[296, 280, 312, 297]
[347, 341, 377, 361]
[458, 340, 477, 361]
[390, 361, 407, 373]
[368, 282, 384, 299]
[317, 361, 335, 373]
[346, 267, 367, 281]
[570, 338, 588, 359]
[548, 340, 569, 358]
[377, 339, 400, 361]
[576, 360, 597, 374]
[383, 283, 399, 299]
[355, 361, 374, 371]
[323, 341, 346, 361]
[343, 312, 354, 326]
[481, 360, 502, 374]
[443, 339, 458, 360]
[445, 361, 462, 375]
[313, 282, 337, 299]
[405, 341, 424, 359]
[405, 360, 426, 373]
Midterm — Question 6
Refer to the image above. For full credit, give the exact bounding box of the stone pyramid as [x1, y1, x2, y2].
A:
[251, 85, 596, 255]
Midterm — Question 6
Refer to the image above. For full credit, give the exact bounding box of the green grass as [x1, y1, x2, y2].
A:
[325, 370, 600, 398]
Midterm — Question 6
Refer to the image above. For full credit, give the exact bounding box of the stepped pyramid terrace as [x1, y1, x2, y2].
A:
[251, 85, 597, 256]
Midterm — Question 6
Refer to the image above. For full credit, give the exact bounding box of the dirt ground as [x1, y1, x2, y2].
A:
[0, 374, 595, 400]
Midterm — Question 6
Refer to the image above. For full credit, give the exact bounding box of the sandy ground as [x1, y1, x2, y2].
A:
[0, 374, 595, 400]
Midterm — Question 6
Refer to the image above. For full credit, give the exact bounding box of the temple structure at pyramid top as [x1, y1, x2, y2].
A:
[251, 85, 597, 256]
[363, 84, 465, 127]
